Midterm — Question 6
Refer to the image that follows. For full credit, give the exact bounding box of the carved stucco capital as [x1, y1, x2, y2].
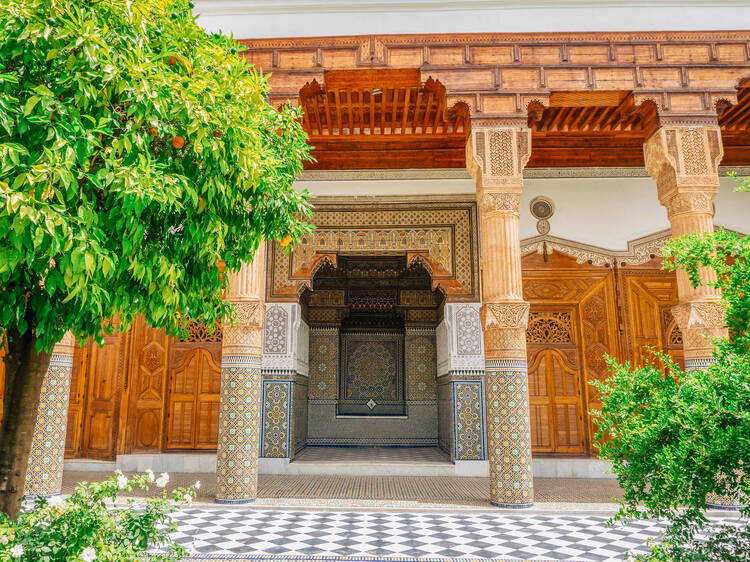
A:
[467, 127, 531, 192]
[643, 126, 723, 209]
[222, 300, 266, 357]
[479, 191, 522, 215]
[671, 301, 727, 360]
[52, 331, 76, 357]
[480, 302, 530, 361]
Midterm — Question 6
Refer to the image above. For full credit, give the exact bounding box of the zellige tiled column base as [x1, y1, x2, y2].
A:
[25, 333, 75, 498]
[215, 354, 263, 504]
[485, 359, 534, 508]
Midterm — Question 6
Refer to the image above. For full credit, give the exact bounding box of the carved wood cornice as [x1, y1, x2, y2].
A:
[520, 230, 673, 267]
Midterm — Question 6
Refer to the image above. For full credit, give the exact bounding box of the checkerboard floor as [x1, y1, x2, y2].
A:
[172, 508, 667, 561]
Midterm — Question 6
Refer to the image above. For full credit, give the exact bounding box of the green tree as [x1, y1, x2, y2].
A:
[592, 178, 750, 560]
[0, 0, 311, 517]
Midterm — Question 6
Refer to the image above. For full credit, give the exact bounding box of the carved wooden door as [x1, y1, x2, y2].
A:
[166, 347, 221, 450]
[527, 347, 586, 454]
[621, 272, 682, 369]
[82, 333, 125, 460]
[64, 345, 88, 457]
[124, 318, 170, 452]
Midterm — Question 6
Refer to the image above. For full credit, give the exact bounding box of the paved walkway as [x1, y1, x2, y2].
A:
[62, 472, 625, 510]
[172, 507, 662, 561]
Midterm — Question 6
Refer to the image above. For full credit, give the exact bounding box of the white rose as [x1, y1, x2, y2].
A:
[194, 480, 201, 490]
[10, 544, 24, 558]
[155, 472, 169, 488]
[183, 493, 193, 505]
[47, 495, 64, 509]
[1, 535, 9, 545]
[116, 474, 128, 490]
[81, 547, 97, 562]
[145, 469, 155, 482]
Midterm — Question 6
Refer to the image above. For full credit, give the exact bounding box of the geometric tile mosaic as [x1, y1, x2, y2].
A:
[453, 381, 485, 460]
[485, 361, 534, 508]
[171, 508, 678, 561]
[261, 381, 291, 458]
[25, 356, 73, 498]
[215, 358, 262, 504]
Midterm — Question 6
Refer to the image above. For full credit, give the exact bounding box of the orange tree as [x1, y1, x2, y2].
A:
[0, 0, 311, 516]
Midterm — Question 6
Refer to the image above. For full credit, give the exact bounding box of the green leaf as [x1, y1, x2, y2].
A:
[23, 95, 40, 116]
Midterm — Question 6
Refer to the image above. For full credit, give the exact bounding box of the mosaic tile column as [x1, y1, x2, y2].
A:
[216, 246, 266, 504]
[25, 332, 75, 498]
[645, 126, 743, 510]
[467, 126, 534, 508]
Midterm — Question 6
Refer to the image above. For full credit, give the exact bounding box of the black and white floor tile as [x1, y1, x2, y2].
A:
[171, 508, 670, 561]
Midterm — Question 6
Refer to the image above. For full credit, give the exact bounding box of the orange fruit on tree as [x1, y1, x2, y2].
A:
[280, 235, 293, 247]
[172, 136, 185, 149]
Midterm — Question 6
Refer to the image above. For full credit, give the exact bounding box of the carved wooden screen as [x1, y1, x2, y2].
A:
[81, 332, 126, 460]
[166, 347, 222, 449]
[526, 310, 586, 454]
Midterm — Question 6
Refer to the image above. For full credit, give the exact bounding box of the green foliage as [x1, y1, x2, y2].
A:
[0, 0, 312, 351]
[591, 177, 750, 560]
[0, 471, 197, 561]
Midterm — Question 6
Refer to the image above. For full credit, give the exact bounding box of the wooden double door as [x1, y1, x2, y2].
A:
[64, 318, 223, 459]
[523, 252, 682, 456]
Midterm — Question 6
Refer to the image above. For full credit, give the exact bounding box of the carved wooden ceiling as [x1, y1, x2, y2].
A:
[299, 69, 469, 169]
[245, 32, 750, 169]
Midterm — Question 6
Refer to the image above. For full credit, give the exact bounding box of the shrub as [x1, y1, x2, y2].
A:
[0, 472, 197, 561]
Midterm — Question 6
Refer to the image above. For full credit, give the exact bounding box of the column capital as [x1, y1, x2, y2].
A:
[51, 331, 76, 358]
[643, 125, 723, 208]
[466, 127, 532, 192]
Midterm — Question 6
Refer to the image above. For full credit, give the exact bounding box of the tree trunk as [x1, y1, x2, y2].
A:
[0, 329, 51, 518]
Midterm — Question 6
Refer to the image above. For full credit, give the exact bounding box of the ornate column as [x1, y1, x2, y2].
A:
[25, 332, 75, 498]
[215, 245, 266, 504]
[643, 126, 727, 371]
[644, 125, 745, 510]
[467, 126, 534, 508]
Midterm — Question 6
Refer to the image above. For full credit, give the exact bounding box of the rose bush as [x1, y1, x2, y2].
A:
[0, 472, 197, 561]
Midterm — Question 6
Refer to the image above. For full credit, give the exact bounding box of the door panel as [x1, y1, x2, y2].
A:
[64, 345, 88, 457]
[82, 333, 125, 460]
[527, 347, 585, 454]
[166, 348, 222, 450]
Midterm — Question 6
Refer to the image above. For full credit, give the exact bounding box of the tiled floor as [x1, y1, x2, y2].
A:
[172, 507, 665, 561]
[62, 472, 625, 506]
[294, 447, 451, 464]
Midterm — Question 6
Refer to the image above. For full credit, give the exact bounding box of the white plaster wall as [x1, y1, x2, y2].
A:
[296, 173, 750, 250]
[716, 176, 750, 235]
[520, 177, 669, 249]
[195, 1, 749, 39]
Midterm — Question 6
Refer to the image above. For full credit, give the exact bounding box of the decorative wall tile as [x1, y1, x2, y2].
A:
[215, 356, 262, 504]
[308, 328, 339, 400]
[342, 337, 400, 401]
[453, 380, 485, 460]
[261, 381, 291, 458]
[437, 377, 454, 457]
[293, 378, 308, 454]
[457, 307, 482, 355]
[263, 305, 289, 354]
[485, 360, 534, 508]
[406, 332, 437, 401]
[25, 355, 73, 497]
